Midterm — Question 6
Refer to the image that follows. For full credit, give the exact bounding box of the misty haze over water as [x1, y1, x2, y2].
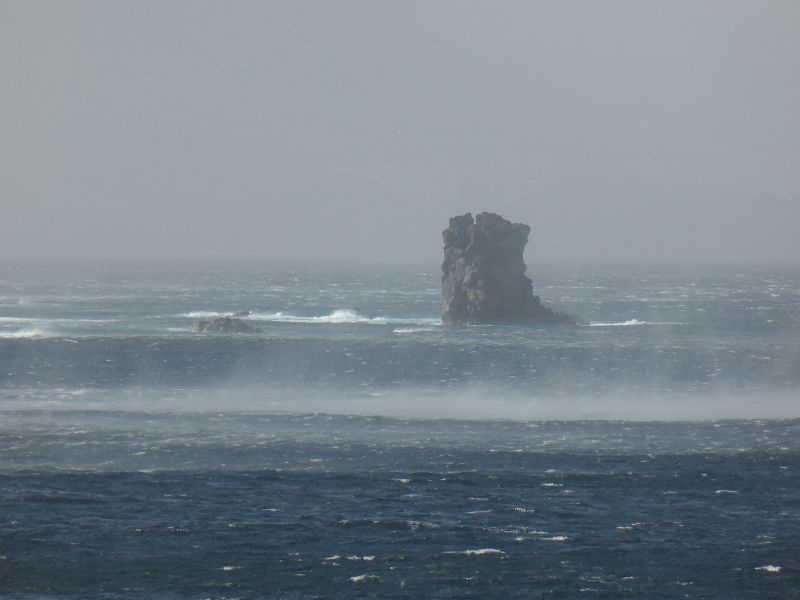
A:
[1, 1, 799, 598]
[1, 260, 799, 597]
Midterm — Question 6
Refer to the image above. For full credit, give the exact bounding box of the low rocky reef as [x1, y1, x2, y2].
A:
[442, 212, 579, 326]
[194, 315, 261, 333]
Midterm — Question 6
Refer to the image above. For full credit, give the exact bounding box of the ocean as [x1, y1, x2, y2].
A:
[0, 260, 798, 598]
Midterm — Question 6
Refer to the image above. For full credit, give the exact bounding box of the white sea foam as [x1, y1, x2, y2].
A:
[755, 565, 782, 573]
[0, 316, 114, 340]
[715, 489, 739, 495]
[393, 326, 440, 334]
[444, 548, 506, 556]
[539, 536, 570, 542]
[587, 318, 648, 327]
[346, 555, 375, 561]
[182, 308, 439, 326]
[183, 311, 230, 319]
[350, 574, 379, 583]
[587, 319, 686, 327]
[250, 309, 439, 326]
[4, 316, 114, 322]
[0, 327, 46, 339]
[407, 520, 440, 530]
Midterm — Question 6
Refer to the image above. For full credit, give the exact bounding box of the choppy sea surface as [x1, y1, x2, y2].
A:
[1, 260, 798, 598]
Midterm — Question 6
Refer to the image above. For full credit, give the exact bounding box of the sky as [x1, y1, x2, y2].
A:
[1, 1, 798, 264]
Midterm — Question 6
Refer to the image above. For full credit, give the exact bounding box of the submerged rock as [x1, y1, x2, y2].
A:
[441, 212, 578, 325]
[194, 316, 260, 333]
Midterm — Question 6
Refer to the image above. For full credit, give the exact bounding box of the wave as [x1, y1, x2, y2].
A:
[586, 319, 686, 327]
[182, 311, 230, 319]
[755, 565, 782, 573]
[0, 317, 116, 324]
[0, 317, 116, 339]
[393, 326, 440, 334]
[350, 574, 379, 583]
[182, 309, 440, 326]
[0, 327, 46, 339]
[253, 309, 374, 323]
[443, 548, 506, 556]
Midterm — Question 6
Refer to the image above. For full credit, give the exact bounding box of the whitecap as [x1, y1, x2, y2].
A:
[182, 311, 229, 318]
[539, 536, 570, 542]
[346, 555, 375, 561]
[755, 565, 781, 573]
[393, 326, 440, 334]
[350, 574, 379, 583]
[407, 520, 439, 530]
[0, 317, 114, 324]
[245, 309, 440, 326]
[587, 319, 649, 327]
[715, 489, 739, 495]
[444, 548, 506, 556]
[586, 319, 686, 327]
[0, 327, 46, 339]
[244, 309, 369, 324]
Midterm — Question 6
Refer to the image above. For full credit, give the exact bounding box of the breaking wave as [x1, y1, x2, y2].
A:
[0, 317, 115, 324]
[0, 327, 46, 339]
[586, 319, 686, 327]
[182, 311, 230, 319]
[443, 548, 506, 556]
[393, 326, 441, 334]
[183, 309, 440, 326]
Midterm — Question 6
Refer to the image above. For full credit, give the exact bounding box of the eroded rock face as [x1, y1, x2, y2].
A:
[441, 212, 577, 325]
[194, 316, 261, 333]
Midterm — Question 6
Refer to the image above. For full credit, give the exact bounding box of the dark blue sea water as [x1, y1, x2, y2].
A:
[1, 261, 799, 598]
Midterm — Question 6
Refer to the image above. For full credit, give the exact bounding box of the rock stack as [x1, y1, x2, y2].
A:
[441, 212, 577, 326]
[194, 316, 261, 333]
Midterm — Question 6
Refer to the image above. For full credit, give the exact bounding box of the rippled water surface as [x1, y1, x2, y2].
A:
[1, 261, 798, 597]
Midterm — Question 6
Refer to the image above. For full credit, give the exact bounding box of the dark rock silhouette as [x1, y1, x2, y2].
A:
[442, 212, 578, 325]
[194, 316, 261, 333]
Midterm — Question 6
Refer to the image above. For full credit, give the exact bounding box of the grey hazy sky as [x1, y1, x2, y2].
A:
[2, 1, 798, 263]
